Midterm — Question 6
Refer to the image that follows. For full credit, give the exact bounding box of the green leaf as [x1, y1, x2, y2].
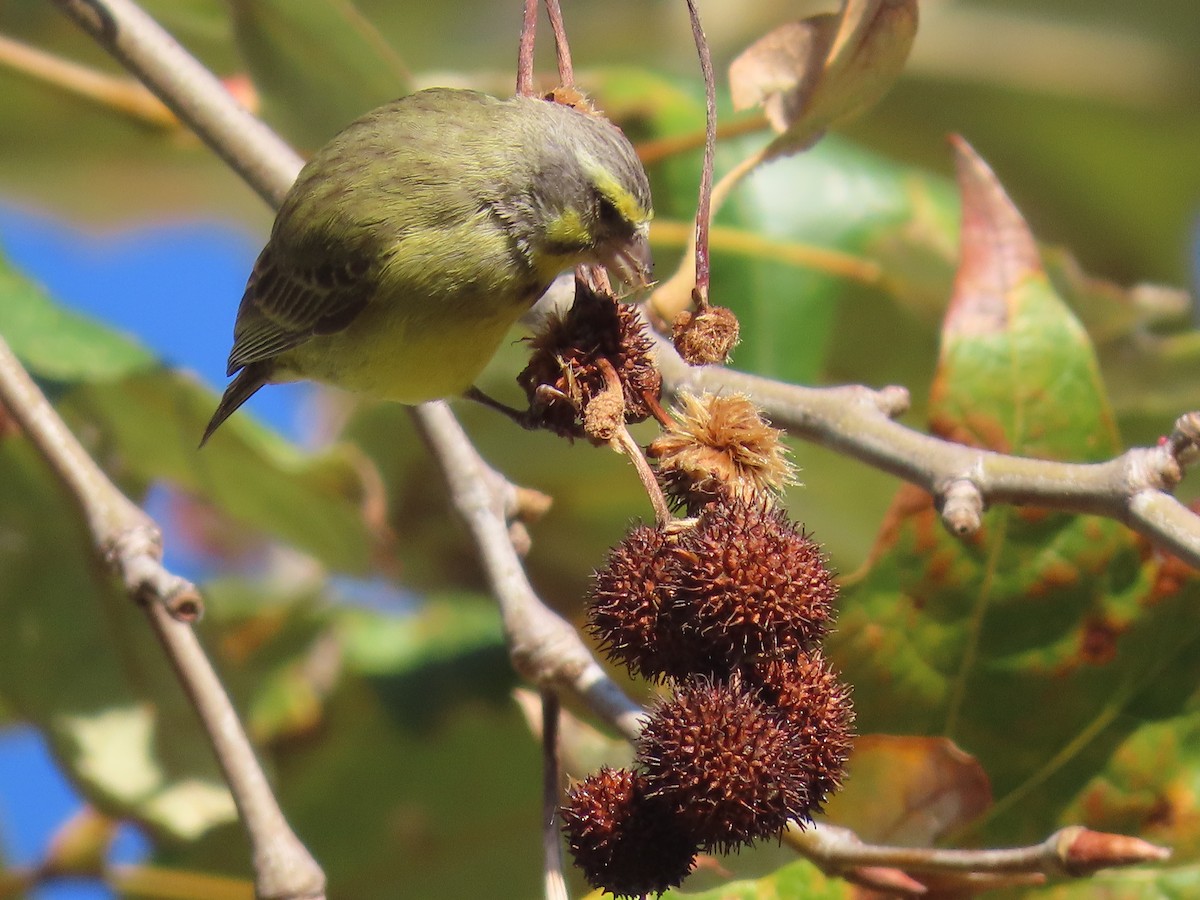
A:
[231, 0, 412, 147]
[155, 590, 539, 899]
[1025, 866, 1200, 900]
[828, 142, 1200, 849]
[0, 249, 155, 381]
[59, 370, 379, 573]
[0, 439, 234, 839]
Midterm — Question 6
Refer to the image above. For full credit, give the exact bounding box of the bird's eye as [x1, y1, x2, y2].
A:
[597, 194, 624, 229]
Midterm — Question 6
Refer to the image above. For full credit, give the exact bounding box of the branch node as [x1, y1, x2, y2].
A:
[106, 525, 205, 621]
[509, 520, 534, 557]
[1128, 444, 1182, 495]
[512, 485, 554, 523]
[875, 385, 910, 417]
[940, 478, 984, 537]
[1168, 410, 1200, 470]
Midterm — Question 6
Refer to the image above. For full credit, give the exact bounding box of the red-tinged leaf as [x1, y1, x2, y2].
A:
[828, 139, 1200, 853]
[942, 134, 1042, 343]
[931, 136, 1119, 458]
[823, 734, 992, 846]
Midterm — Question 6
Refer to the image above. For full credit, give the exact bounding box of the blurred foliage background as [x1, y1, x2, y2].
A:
[1, 1, 1199, 898]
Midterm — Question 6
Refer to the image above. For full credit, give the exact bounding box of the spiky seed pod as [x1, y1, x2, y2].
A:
[647, 392, 796, 514]
[666, 497, 837, 674]
[637, 679, 811, 852]
[561, 767, 698, 898]
[518, 278, 662, 439]
[746, 652, 855, 815]
[588, 525, 705, 681]
[672, 305, 740, 365]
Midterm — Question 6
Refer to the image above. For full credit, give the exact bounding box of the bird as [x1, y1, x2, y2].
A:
[201, 87, 653, 445]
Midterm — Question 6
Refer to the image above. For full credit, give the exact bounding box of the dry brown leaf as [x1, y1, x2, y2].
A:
[729, 0, 919, 158]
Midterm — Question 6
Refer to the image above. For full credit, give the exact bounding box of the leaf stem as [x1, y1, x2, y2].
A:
[684, 0, 716, 309]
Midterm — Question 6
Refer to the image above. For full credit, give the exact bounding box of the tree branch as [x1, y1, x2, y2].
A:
[790, 822, 1170, 896]
[656, 337, 1200, 568]
[0, 335, 324, 900]
[410, 403, 646, 742]
[540, 690, 568, 900]
[52, 0, 302, 207]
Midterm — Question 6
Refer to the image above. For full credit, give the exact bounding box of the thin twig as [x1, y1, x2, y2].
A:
[0, 31, 177, 127]
[650, 150, 767, 321]
[790, 822, 1169, 894]
[0, 336, 325, 900]
[635, 113, 769, 166]
[541, 690, 568, 900]
[683, 0, 716, 309]
[612, 424, 673, 527]
[516, 0, 539, 96]
[647, 219, 884, 286]
[543, 0, 574, 88]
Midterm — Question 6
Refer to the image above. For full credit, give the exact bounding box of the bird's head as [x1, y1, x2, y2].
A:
[523, 100, 654, 290]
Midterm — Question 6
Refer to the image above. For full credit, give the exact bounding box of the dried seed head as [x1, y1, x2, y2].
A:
[648, 392, 796, 514]
[518, 279, 662, 440]
[672, 305, 740, 365]
[666, 497, 837, 674]
[746, 652, 855, 814]
[637, 680, 811, 852]
[588, 525, 704, 681]
[561, 767, 697, 898]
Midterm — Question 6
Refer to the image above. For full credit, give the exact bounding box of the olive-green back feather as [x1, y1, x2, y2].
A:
[209, 88, 652, 441]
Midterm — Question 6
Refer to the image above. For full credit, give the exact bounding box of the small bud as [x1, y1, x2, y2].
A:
[1058, 826, 1171, 876]
[648, 392, 796, 514]
[561, 767, 698, 898]
[672, 306, 740, 365]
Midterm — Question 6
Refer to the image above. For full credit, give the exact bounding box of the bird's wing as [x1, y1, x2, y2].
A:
[225, 244, 374, 375]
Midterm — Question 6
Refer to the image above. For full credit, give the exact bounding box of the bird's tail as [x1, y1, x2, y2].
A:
[200, 363, 271, 447]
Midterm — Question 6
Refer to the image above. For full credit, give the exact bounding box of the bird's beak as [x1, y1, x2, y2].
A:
[602, 225, 654, 291]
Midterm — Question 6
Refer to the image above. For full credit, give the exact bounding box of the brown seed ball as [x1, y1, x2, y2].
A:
[561, 767, 697, 898]
[518, 280, 662, 439]
[588, 525, 707, 681]
[637, 680, 812, 853]
[667, 498, 837, 675]
[746, 652, 856, 815]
